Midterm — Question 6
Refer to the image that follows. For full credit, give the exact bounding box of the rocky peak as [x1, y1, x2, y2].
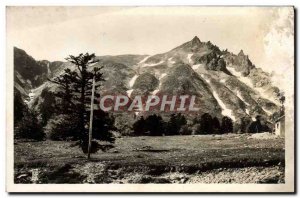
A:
[238, 50, 245, 56]
[190, 36, 202, 52]
[191, 36, 201, 47]
[191, 36, 201, 44]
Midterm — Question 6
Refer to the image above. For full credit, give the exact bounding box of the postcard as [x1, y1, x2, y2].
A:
[6, 6, 295, 193]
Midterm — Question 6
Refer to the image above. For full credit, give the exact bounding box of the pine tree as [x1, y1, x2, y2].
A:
[14, 89, 26, 124]
[145, 114, 165, 136]
[15, 110, 45, 141]
[212, 117, 221, 134]
[133, 116, 147, 136]
[240, 116, 251, 133]
[49, 53, 106, 145]
[221, 116, 233, 134]
[248, 115, 263, 133]
[40, 88, 56, 126]
[14, 89, 45, 140]
[166, 113, 187, 135]
[199, 113, 213, 134]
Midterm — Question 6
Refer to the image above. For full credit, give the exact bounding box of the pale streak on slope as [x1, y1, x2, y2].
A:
[192, 64, 202, 70]
[245, 109, 250, 115]
[236, 90, 251, 115]
[236, 90, 250, 106]
[168, 57, 176, 65]
[220, 79, 226, 83]
[142, 60, 164, 67]
[151, 73, 166, 95]
[128, 55, 152, 98]
[160, 73, 167, 80]
[200, 74, 236, 121]
[127, 56, 147, 97]
[227, 67, 252, 86]
[152, 89, 159, 95]
[187, 54, 193, 64]
[262, 107, 273, 116]
[129, 74, 138, 88]
[126, 89, 134, 97]
[212, 90, 237, 122]
[226, 66, 280, 106]
[138, 55, 151, 64]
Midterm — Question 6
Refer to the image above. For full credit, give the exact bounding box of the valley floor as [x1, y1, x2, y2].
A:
[14, 133, 285, 184]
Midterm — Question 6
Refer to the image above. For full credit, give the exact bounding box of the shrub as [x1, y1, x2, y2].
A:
[133, 116, 147, 136]
[145, 114, 165, 136]
[40, 88, 56, 126]
[44, 114, 81, 141]
[45, 110, 115, 142]
[221, 116, 233, 133]
[211, 117, 221, 134]
[14, 89, 26, 124]
[179, 125, 192, 135]
[89, 110, 115, 143]
[114, 114, 135, 136]
[15, 110, 45, 141]
[191, 123, 201, 135]
[240, 116, 252, 133]
[198, 113, 213, 134]
[248, 115, 271, 133]
[165, 113, 187, 136]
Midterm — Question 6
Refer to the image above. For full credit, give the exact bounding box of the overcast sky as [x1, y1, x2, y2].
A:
[7, 6, 294, 93]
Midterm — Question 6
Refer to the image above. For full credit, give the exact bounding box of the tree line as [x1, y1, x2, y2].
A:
[132, 113, 272, 136]
[132, 113, 234, 136]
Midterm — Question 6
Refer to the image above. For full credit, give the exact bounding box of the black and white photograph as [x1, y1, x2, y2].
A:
[6, 6, 295, 192]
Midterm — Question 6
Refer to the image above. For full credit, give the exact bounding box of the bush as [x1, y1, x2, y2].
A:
[114, 114, 135, 136]
[89, 110, 115, 143]
[179, 125, 192, 135]
[133, 116, 147, 136]
[221, 116, 233, 133]
[248, 115, 271, 133]
[45, 110, 115, 142]
[211, 117, 221, 134]
[192, 114, 222, 134]
[44, 114, 81, 141]
[40, 88, 56, 126]
[145, 114, 165, 136]
[165, 113, 187, 136]
[15, 110, 45, 141]
[14, 89, 26, 124]
[191, 123, 201, 135]
[240, 116, 252, 133]
[198, 113, 213, 134]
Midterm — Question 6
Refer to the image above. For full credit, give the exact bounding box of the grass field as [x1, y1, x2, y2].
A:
[14, 133, 285, 184]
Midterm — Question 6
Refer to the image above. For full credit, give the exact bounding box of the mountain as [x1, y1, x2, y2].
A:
[14, 47, 46, 96]
[14, 47, 68, 101]
[14, 36, 282, 126]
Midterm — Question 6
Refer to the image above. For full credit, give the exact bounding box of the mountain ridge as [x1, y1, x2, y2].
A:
[14, 36, 282, 125]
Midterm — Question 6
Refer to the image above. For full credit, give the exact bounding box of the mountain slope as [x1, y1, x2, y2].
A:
[14, 47, 68, 100]
[15, 36, 282, 124]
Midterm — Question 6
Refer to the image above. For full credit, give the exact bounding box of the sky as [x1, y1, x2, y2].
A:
[7, 6, 294, 94]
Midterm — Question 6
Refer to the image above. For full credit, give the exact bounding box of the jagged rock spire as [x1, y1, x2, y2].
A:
[191, 36, 201, 45]
[238, 49, 245, 56]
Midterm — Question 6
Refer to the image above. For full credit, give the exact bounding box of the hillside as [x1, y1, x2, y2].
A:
[15, 36, 282, 124]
